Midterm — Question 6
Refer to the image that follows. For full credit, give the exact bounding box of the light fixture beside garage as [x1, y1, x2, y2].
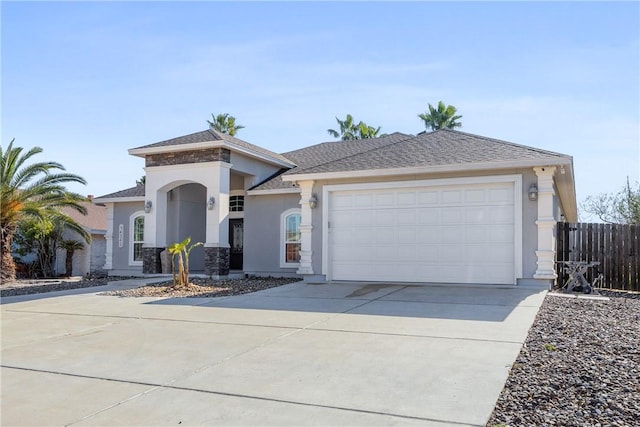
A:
[308, 193, 318, 209]
[528, 183, 538, 201]
[144, 200, 152, 213]
[207, 196, 216, 210]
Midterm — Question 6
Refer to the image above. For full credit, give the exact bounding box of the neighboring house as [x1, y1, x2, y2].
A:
[56, 200, 108, 276]
[95, 128, 577, 287]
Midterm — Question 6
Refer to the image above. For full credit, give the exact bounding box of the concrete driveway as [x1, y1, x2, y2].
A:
[1, 280, 546, 426]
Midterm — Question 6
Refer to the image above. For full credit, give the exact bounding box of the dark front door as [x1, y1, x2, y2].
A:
[229, 219, 244, 270]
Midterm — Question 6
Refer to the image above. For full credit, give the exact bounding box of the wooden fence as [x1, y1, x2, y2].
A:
[556, 222, 639, 292]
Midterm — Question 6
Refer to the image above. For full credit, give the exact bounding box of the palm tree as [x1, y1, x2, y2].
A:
[418, 101, 463, 131]
[207, 113, 245, 136]
[1, 139, 88, 282]
[327, 114, 384, 140]
[59, 239, 84, 277]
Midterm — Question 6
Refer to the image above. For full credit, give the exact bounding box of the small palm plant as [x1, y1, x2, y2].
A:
[59, 239, 85, 277]
[167, 237, 203, 288]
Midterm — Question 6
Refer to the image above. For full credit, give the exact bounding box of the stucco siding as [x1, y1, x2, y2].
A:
[229, 152, 283, 188]
[244, 193, 301, 276]
[111, 201, 145, 273]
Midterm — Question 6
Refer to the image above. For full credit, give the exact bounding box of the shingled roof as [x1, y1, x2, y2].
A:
[96, 184, 145, 200]
[250, 129, 572, 190]
[250, 132, 413, 191]
[131, 129, 294, 166]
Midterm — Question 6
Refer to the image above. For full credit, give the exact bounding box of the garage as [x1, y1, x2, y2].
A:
[325, 177, 521, 284]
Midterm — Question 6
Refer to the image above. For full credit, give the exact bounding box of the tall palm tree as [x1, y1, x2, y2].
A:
[328, 114, 385, 140]
[1, 139, 88, 282]
[59, 239, 84, 277]
[207, 113, 245, 136]
[418, 101, 463, 131]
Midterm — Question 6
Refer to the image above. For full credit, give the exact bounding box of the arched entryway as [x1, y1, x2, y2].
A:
[165, 183, 207, 272]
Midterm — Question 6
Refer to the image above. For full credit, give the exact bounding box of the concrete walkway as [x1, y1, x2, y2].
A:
[1, 280, 547, 426]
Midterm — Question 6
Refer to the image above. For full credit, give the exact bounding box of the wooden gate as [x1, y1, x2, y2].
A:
[556, 222, 639, 291]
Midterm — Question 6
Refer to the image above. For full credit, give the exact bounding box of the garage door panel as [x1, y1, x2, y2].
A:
[419, 191, 439, 205]
[329, 181, 516, 284]
[464, 189, 486, 203]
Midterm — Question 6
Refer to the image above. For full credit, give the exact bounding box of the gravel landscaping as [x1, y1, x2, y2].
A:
[487, 289, 640, 427]
[101, 277, 302, 298]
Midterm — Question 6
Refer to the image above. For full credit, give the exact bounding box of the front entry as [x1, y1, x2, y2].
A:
[229, 218, 244, 270]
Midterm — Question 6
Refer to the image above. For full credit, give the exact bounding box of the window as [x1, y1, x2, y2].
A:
[281, 209, 301, 267]
[130, 212, 145, 265]
[230, 195, 244, 212]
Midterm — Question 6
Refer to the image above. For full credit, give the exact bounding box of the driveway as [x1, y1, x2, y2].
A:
[1, 280, 546, 426]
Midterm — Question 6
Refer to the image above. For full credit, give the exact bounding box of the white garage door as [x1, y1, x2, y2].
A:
[327, 180, 518, 284]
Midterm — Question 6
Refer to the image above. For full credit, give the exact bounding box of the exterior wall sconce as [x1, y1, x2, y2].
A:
[309, 194, 318, 209]
[528, 183, 538, 201]
[144, 200, 152, 213]
[207, 196, 216, 210]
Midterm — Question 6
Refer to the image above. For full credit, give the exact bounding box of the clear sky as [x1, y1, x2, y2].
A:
[2, 1, 639, 220]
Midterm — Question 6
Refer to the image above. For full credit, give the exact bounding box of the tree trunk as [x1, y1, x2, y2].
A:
[1, 227, 17, 283]
[65, 249, 74, 277]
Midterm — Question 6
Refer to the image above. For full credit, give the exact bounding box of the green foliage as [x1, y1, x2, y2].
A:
[418, 101, 463, 130]
[59, 239, 84, 277]
[327, 114, 385, 140]
[581, 178, 640, 224]
[207, 113, 245, 136]
[168, 237, 203, 287]
[1, 139, 88, 281]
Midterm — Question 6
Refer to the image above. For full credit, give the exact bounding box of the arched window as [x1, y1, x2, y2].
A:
[280, 209, 301, 267]
[130, 212, 145, 265]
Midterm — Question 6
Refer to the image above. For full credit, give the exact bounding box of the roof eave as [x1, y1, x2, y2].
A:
[93, 196, 144, 204]
[282, 157, 574, 182]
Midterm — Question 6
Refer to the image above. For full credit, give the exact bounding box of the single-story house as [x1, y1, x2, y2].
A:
[95, 128, 576, 287]
[56, 199, 108, 276]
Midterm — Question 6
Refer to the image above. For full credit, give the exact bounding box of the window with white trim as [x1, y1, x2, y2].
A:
[280, 209, 301, 267]
[130, 212, 144, 265]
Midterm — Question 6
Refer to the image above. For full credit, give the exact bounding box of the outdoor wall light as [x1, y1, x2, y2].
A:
[528, 183, 538, 202]
[309, 194, 318, 209]
[144, 200, 152, 213]
[207, 196, 216, 210]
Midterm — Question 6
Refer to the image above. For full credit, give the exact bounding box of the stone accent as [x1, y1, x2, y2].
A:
[146, 148, 231, 167]
[204, 246, 230, 276]
[142, 247, 164, 274]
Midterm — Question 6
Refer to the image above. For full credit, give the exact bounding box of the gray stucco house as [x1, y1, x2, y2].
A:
[95, 128, 577, 287]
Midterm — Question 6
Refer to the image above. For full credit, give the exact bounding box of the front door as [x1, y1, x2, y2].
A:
[229, 219, 244, 270]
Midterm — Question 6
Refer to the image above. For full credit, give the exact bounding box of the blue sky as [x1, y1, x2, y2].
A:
[2, 1, 639, 219]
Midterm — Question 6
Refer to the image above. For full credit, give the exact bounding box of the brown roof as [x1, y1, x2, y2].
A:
[61, 201, 107, 232]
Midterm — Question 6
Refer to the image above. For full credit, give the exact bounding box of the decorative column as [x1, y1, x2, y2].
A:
[297, 180, 314, 275]
[104, 203, 114, 270]
[204, 161, 232, 276]
[533, 166, 558, 280]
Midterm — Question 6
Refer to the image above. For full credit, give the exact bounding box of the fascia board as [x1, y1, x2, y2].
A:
[246, 188, 301, 196]
[93, 196, 144, 204]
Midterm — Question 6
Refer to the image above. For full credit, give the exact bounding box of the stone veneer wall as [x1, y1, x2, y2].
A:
[142, 247, 164, 274]
[205, 247, 230, 276]
[146, 148, 231, 167]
